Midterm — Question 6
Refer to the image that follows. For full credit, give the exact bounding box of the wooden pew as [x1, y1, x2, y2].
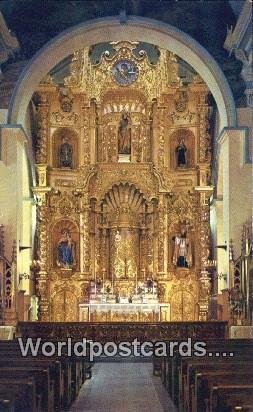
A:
[176, 340, 253, 409]
[0, 339, 94, 410]
[0, 358, 61, 410]
[0, 377, 38, 412]
[192, 370, 253, 412]
[155, 339, 253, 412]
[182, 358, 253, 412]
[209, 384, 253, 412]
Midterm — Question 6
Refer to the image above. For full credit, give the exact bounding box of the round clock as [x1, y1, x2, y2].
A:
[112, 60, 139, 86]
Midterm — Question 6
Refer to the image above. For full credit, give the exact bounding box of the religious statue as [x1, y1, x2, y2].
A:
[58, 136, 73, 168]
[172, 227, 192, 268]
[175, 139, 187, 167]
[118, 111, 131, 154]
[56, 229, 75, 268]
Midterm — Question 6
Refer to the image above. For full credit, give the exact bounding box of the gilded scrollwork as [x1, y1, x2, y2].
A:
[167, 191, 197, 227]
[33, 40, 213, 322]
[197, 93, 211, 163]
[90, 164, 159, 200]
[36, 94, 50, 163]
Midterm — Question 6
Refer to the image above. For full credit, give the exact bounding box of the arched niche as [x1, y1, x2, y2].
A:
[51, 127, 78, 169]
[90, 182, 156, 281]
[99, 90, 149, 163]
[51, 219, 79, 270]
[169, 128, 195, 169]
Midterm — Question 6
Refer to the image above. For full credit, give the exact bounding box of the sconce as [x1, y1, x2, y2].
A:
[19, 241, 32, 253]
[215, 242, 227, 251]
[18, 272, 33, 284]
[215, 272, 228, 282]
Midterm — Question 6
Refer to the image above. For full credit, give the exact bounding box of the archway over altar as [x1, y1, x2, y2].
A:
[8, 16, 236, 131]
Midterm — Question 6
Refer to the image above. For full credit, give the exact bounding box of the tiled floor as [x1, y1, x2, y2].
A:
[70, 362, 177, 412]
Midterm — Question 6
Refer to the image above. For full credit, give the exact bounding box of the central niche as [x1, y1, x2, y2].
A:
[97, 183, 148, 280]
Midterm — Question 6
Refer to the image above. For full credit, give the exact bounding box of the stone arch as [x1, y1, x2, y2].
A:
[8, 16, 236, 132]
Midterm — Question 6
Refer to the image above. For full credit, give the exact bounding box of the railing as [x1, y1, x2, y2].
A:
[0, 225, 17, 325]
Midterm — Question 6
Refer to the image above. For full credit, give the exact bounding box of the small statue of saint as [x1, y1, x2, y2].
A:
[172, 226, 192, 268]
[118, 111, 131, 155]
[56, 229, 75, 268]
[176, 139, 187, 167]
[58, 136, 73, 168]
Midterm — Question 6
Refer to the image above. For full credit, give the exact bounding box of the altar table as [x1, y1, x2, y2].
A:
[79, 303, 170, 322]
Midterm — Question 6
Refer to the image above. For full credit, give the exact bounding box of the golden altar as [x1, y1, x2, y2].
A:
[33, 41, 213, 323]
[79, 303, 170, 322]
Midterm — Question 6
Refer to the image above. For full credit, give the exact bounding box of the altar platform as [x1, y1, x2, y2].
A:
[79, 303, 170, 322]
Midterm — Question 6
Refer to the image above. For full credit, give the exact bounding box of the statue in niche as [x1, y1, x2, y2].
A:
[118, 111, 131, 154]
[172, 226, 192, 268]
[58, 136, 73, 168]
[175, 139, 187, 167]
[56, 228, 76, 268]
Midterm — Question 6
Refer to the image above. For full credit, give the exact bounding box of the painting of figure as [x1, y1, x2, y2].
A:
[56, 228, 75, 268]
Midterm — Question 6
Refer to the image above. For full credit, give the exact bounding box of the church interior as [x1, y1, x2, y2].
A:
[0, 1, 252, 411]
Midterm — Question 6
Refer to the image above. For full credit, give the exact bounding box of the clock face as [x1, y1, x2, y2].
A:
[112, 60, 138, 86]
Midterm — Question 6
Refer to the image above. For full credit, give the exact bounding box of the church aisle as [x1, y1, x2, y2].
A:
[70, 362, 177, 412]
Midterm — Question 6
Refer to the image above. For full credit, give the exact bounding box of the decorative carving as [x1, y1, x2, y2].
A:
[90, 164, 159, 200]
[65, 43, 181, 101]
[175, 91, 187, 112]
[170, 110, 196, 125]
[59, 88, 73, 113]
[51, 111, 79, 124]
[33, 40, 212, 322]
[36, 94, 49, 163]
[64, 50, 86, 88]
[167, 192, 197, 227]
[198, 93, 211, 163]
[196, 188, 213, 271]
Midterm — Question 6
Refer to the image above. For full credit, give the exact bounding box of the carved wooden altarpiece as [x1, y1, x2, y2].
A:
[33, 42, 213, 322]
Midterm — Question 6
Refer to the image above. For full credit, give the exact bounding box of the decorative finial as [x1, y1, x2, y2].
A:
[229, 239, 234, 262]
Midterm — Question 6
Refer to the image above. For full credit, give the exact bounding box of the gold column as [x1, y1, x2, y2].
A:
[81, 193, 91, 275]
[157, 194, 166, 275]
[157, 106, 166, 166]
[195, 187, 213, 320]
[36, 93, 50, 164]
[197, 92, 211, 164]
[81, 104, 91, 164]
[100, 228, 108, 278]
[33, 164, 51, 321]
[90, 100, 98, 164]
